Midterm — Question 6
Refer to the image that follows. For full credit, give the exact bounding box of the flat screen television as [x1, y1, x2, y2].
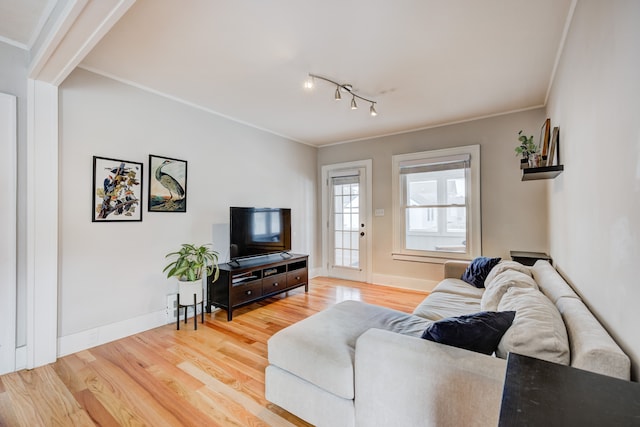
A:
[229, 207, 291, 260]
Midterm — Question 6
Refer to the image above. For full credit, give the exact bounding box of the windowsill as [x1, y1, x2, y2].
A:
[391, 252, 471, 264]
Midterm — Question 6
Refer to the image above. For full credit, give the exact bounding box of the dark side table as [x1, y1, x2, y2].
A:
[498, 353, 640, 427]
[510, 251, 552, 266]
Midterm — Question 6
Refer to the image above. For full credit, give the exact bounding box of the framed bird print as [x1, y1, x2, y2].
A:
[148, 154, 187, 212]
[92, 156, 143, 222]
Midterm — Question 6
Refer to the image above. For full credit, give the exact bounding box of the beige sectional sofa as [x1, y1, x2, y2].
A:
[265, 260, 630, 427]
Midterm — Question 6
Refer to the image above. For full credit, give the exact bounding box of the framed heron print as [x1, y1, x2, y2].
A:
[92, 156, 143, 222]
[148, 154, 188, 212]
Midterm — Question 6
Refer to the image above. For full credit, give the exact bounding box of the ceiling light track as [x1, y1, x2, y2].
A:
[306, 73, 378, 116]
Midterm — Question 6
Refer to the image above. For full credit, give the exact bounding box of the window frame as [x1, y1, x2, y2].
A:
[392, 145, 481, 262]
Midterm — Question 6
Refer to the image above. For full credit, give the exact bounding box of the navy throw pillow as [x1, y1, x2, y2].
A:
[461, 256, 501, 288]
[421, 311, 516, 355]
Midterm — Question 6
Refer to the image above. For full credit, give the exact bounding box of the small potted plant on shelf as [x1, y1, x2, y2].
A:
[163, 243, 220, 307]
[515, 130, 540, 168]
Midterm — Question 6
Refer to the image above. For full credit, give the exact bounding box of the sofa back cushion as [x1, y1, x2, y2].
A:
[484, 260, 532, 287]
[481, 270, 538, 311]
[555, 297, 631, 380]
[531, 260, 579, 302]
[496, 287, 570, 365]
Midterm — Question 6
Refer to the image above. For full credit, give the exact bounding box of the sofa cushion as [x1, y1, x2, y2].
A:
[481, 270, 538, 311]
[421, 311, 516, 355]
[496, 287, 570, 365]
[413, 289, 482, 321]
[268, 300, 431, 400]
[484, 260, 532, 287]
[461, 257, 501, 288]
[555, 297, 630, 380]
[431, 278, 486, 298]
[531, 260, 579, 303]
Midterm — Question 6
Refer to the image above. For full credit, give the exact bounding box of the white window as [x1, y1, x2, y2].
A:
[392, 145, 481, 262]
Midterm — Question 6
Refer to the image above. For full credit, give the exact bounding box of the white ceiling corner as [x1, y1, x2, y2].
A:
[0, 0, 57, 50]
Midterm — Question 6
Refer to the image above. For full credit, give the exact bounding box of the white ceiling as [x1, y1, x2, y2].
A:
[2, 0, 574, 146]
[0, 0, 54, 49]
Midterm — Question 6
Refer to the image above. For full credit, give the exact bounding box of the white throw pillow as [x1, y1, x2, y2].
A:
[496, 287, 570, 365]
[481, 269, 538, 311]
[484, 260, 532, 287]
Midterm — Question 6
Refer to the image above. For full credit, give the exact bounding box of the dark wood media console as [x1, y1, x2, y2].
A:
[208, 253, 308, 321]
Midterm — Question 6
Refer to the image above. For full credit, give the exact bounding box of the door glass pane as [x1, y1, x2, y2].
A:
[331, 179, 360, 269]
[351, 231, 359, 249]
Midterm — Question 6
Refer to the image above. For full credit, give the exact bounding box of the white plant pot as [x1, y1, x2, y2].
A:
[178, 280, 203, 305]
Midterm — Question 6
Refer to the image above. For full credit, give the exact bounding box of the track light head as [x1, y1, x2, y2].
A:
[351, 96, 358, 110]
[370, 103, 377, 116]
[335, 86, 342, 101]
[303, 76, 314, 90]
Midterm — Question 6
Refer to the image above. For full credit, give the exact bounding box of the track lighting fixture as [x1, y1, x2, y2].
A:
[305, 73, 378, 116]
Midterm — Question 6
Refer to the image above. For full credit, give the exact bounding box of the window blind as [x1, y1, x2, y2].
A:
[399, 154, 471, 174]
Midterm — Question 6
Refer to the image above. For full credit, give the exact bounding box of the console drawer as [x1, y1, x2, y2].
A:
[263, 273, 287, 294]
[231, 281, 262, 305]
[287, 270, 308, 289]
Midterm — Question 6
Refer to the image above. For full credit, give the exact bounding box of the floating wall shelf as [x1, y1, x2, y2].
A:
[521, 165, 564, 181]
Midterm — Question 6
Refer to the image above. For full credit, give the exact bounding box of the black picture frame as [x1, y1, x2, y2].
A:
[92, 156, 143, 222]
[148, 154, 188, 212]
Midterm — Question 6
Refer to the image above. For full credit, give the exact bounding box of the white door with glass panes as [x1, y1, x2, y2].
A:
[324, 165, 369, 282]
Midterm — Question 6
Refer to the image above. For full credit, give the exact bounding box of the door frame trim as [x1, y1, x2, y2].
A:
[321, 159, 372, 283]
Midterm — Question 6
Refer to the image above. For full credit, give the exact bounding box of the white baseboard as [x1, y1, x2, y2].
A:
[57, 309, 167, 358]
[309, 267, 324, 279]
[311, 267, 437, 292]
[371, 273, 439, 292]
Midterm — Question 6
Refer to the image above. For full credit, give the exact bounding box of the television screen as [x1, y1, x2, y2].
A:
[230, 207, 291, 260]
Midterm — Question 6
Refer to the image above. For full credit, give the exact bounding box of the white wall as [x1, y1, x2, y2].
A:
[318, 108, 549, 289]
[546, 0, 640, 379]
[0, 42, 28, 351]
[58, 69, 317, 349]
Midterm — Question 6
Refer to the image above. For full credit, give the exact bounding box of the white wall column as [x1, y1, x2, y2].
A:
[0, 93, 17, 375]
[26, 80, 58, 368]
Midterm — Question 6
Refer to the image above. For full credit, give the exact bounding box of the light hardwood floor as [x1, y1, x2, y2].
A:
[0, 277, 428, 427]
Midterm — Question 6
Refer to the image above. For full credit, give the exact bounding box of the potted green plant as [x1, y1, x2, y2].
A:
[163, 243, 220, 306]
[515, 130, 540, 168]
